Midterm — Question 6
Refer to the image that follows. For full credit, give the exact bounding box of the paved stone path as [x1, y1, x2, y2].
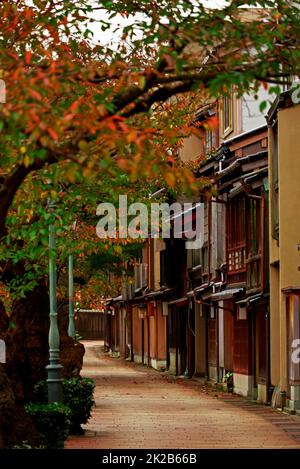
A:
[66, 341, 300, 449]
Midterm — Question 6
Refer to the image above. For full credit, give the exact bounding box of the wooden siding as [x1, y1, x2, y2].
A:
[75, 311, 105, 340]
[233, 314, 252, 375]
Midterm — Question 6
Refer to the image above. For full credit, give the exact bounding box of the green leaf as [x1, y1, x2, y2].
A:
[259, 100, 268, 113]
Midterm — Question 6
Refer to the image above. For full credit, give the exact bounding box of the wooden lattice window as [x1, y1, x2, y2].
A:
[205, 128, 218, 154]
[246, 197, 262, 291]
[227, 196, 246, 274]
[222, 91, 233, 136]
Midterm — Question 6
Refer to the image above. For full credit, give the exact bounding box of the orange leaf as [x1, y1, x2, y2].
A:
[167, 156, 175, 164]
[119, 122, 129, 133]
[127, 131, 137, 143]
[70, 100, 80, 112]
[206, 115, 219, 130]
[25, 51, 32, 65]
[165, 172, 175, 188]
[107, 122, 116, 131]
[47, 127, 58, 141]
[117, 158, 128, 170]
[29, 89, 42, 100]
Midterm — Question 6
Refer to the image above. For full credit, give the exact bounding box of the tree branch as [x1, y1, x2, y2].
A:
[121, 80, 196, 118]
[0, 154, 58, 239]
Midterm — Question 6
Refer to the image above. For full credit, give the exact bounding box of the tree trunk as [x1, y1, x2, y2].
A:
[0, 281, 85, 448]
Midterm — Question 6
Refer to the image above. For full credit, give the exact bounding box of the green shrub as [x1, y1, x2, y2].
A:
[63, 378, 95, 433]
[33, 378, 95, 434]
[25, 402, 71, 449]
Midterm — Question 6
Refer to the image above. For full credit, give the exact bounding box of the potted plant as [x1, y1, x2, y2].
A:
[223, 371, 234, 392]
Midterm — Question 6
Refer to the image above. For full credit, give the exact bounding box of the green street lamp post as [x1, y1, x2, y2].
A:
[68, 221, 77, 339]
[46, 200, 63, 403]
[68, 253, 75, 339]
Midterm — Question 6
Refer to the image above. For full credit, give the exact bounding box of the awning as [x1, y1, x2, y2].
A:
[244, 167, 268, 184]
[130, 294, 146, 303]
[194, 283, 213, 295]
[216, 159, 240, 179]
[112, 295, 123, 303]
[189, 264, 202, 274]
[193, 283, 213, 301]
[228, 183, 243, 199]
[145, 288, 175, 299]
[282, 286, 300, 295]
[168, 297, 188, 306]
[208, 288, 244, 301]
[236, 293, 262, 306]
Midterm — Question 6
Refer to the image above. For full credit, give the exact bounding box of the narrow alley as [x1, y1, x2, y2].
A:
[66, 342, 300, 449]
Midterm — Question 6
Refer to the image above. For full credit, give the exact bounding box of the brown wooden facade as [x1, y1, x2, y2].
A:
[102, 85, 283, 404]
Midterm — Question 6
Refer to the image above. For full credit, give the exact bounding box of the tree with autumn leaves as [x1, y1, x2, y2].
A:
[0, 0, 299, 447]
[1, 0, 300, 288]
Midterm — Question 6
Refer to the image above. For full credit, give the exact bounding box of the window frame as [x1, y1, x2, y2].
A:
[227, 196, 246, 275]
[222, 89, 234, 137]
[205, 128, 218, 154]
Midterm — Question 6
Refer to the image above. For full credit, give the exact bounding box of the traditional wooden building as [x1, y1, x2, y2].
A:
[195, 125, 270, 401]
[103, 83, 293, 405]
[171, 85, 271, 402]
[105, 240, 174, 371]
[267, 91, 300, 413]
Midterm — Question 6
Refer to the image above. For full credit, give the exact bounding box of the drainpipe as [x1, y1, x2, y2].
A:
[251, 303, 256, 397]
[147, 314, 151, 367]
[175, 307, 179, 375]
[261, 192, 265, 296]
[141, 316, 144, 365]
[154, 303, 158, 367]
[130, 303, 134, 362]
[124, 303, 127, 358]
[216, 305, 220, 384]
[205, 307, 209, 380]
[266, 303, 271, 403]
[208, 199, 212, 283]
